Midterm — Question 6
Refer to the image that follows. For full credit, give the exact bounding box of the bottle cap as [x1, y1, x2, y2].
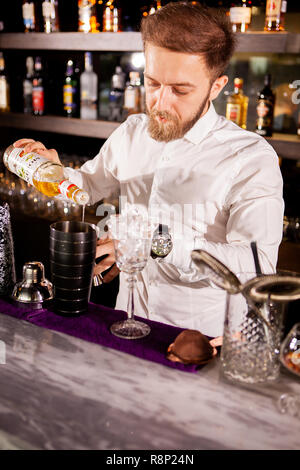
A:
[234, 77, 243, 86]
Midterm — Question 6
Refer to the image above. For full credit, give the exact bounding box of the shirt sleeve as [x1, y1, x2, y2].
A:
[63, 123, 126, 205]
[159, 144, 284, 282]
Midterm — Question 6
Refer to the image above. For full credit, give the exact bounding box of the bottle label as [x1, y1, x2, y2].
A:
[42, 1, 55, 18]
[230, 7, 252, 24]
[124, 88, 137, 109]
[0, 79, 8, 108]
[256, 99, 274, 131]
[23, 79, 32, 96]
[226, 103, 241, 125]
[266, 0, 281, 21]
[4, 147, 49, 185]
[63, 84, 77, 110]
[32, 87, 44, 112]
[22, 3, 35, 23]
[281, 0, 287, 13]
[79, 4, 92, 32]
[58, 180, 76, 200]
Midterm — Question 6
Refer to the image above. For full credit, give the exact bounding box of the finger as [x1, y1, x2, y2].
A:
[96, 244, 115, 258]
[39, 148, 61, 164]
[102, 264, 120, 283]
[23, 141, 47, 153]
[96, 235, 111, 246]
[13, 138, 35, 148]
[94, 258, 115, 275]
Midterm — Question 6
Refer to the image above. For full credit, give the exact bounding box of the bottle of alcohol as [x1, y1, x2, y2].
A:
[3, 145, 90, 205]
[23, 56, 34, 114]
[63, 59, 79, 118]
[124, 72, 142, 116]
[108, 66, 125, 122]
[255, 74, 275, 137]
[22, 0, 36, 32]
[297, 108, 300, 138]
[141, 1, 162, 18]
[0, 52, 10, 113]
[226, 77, 249, 129]
[32, 56, 45, 116]
[78, 0, 99, 33]
[264, 0, 287, 31]
[102, 0, 122, 32]
[80, 52, 98, 120]
[42, 0, 59, 33]
[230, 1, 252, 33]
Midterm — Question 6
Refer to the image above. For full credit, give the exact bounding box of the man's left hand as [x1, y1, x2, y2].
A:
[94, 237, 120, 283]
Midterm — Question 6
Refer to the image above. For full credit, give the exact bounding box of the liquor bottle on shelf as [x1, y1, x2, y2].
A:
[78, 0, 99, 33]
[123, 72, 142, 117]
[226, 77, 249, 129]
[22, 0, 36, 32]
[42, 0, 59, 33]
[141, 1, 162, 18]
[264, 0, 287, 31]
[0, 52, 10, 113]
[80, 52, 98, 120]
[108, 66, 126, 122]
[102, 0, 122, 32]
[229, 1, 252, 33]
[3, 145, 90, 205]
[32, 56, 45, 116]
[23, 56, 34, 114]
[255, 74, 275, 137]
[63, 59, 79, 118]
[297, 109, 300, 138]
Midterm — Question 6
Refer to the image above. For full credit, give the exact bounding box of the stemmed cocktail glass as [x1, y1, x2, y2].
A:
[107, 209, 154, 340]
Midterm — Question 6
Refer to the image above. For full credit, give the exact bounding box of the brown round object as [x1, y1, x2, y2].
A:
[166, 329, 215, 365]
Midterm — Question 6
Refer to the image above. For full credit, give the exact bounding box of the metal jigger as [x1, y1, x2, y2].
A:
[11, 261, 53, 309]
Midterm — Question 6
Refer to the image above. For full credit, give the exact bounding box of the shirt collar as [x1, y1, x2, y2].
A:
[184, 101, 219, 145]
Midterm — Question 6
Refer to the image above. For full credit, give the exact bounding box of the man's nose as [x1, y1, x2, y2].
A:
[155, 86, 171, 111]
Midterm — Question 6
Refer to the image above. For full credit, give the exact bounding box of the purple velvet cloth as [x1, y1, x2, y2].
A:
[0, 297, 203, 373]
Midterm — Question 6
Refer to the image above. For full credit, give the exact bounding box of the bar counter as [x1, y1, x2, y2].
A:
[0, 311, 299, 450]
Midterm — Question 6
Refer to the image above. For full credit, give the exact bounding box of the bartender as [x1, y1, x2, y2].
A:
[13, 2, 284, 337]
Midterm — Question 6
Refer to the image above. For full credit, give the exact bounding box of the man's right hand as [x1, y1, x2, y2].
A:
[13, 139, 61, 165]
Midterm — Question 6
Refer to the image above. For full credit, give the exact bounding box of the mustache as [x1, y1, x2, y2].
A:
[148, 109, 178, 122]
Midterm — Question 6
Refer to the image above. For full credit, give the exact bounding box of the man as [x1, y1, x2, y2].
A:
[14, 3, 284, 336]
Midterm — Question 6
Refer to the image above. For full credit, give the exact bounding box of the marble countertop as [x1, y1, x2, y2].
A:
[0, 312, 300, 450]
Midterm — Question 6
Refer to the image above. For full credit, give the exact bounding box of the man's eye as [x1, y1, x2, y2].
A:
[173, 88, 188, 96]
[147, 81, 159, 88]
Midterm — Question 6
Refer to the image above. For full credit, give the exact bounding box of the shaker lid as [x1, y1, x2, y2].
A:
[23, 261, 45, 284]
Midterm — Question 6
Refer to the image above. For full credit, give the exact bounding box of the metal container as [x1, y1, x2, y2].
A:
[11, 261, 53, 309]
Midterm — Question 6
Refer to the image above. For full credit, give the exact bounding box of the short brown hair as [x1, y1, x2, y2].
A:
[141, 2, 236, 80]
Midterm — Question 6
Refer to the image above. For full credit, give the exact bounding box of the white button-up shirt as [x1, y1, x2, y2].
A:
[64, 103, 284, 336]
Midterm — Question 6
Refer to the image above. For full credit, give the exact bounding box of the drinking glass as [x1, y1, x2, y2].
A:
[280, 322, 300, 378]
[107, 212, 153, 339]
[220, 272, 286, 384]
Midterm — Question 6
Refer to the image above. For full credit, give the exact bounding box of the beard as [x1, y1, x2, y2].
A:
[146, 94, 210, 143]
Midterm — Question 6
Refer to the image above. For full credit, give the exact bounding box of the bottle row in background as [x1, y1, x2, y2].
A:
[17, 1, 291, 35]
[230, 0, 288, 33]
[0, 51, 145, 121]
[226, 74, 276, 137]
[19, 0, 161, 34]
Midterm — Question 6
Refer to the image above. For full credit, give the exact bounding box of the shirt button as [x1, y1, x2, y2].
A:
[149, 310, 155, 316]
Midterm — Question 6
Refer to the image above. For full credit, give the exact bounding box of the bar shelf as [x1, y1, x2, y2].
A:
[0, 31, 300, 53]
[0, 112, 299, 159]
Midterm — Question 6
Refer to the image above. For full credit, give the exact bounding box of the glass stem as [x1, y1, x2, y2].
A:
[126, 274, 136, 321]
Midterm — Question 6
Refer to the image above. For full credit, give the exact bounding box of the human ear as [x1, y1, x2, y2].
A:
[209, 75, 228, 101]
